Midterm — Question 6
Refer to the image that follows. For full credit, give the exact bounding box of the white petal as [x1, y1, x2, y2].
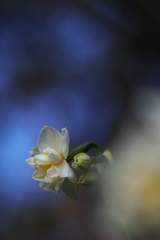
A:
[34, 154, 49, 161]
[49, 177, 65, 193]
[34, 154, 51, 166]
[49, 154, 63, 164]
[37, 181, 52, 191]
[43, 148, 62, 163]
[54, 160, 74, 179]
[26, 157, 36, 167]
[35, 160, 49, 166]
[60, 128, 69, 158]
[38, 126, 62, 153]
[68, 171, 77, 183]
[47, 166, 58, 178]
[54, 178, 65, 192]
[45, 175, 55, 183]
[32, 170, 46, 181]
[30, 145, 41, 156]
[43, 148, 59, 155]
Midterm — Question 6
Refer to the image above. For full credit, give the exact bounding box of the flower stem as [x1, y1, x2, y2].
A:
[123, 229, 132, 240]
[67, 142, 102, 162]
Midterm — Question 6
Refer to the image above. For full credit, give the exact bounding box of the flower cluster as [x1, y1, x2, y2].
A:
[26, 126, 104, 199]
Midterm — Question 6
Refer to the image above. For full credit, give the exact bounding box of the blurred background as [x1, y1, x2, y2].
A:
[0, 0, 160, 239]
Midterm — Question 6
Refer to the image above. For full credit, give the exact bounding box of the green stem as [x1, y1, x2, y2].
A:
[123, 229, 132, 240]
[67, 142, 102, 162]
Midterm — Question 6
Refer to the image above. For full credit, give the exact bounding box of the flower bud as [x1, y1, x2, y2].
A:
[72, 152, 91, 171]
[78, 170, 98, 186]
[103, 149, 113, 164]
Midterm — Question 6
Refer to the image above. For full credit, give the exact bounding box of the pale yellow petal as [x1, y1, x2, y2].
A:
[32, 169, 46, 181]
[26, 157, 36, 168]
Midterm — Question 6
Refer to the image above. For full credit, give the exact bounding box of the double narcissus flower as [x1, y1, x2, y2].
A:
[26, 126, 78, 199]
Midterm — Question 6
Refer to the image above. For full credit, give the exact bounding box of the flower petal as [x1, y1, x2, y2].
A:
[35, 154, 49, 161]
[30, 145, 41, 156]
[35, 160, 50, 166]
[49, 177, 65, 193]
[43, 148, 62, 163]
[34, 155, 52, 169]
[32, 169, 46, 181]
[37, 181, 52, 191]
[45, 175, 55, 183]
[43, 148, 59, 155]
[38, 126, 62, 153]
[68, 171, 77, 184]
[60, 128, 69, 158]
[34, 154, 51, 167]
[47, 166, 59, 178]
[26, 157, 36, 168]
[54, 160, 75, 179]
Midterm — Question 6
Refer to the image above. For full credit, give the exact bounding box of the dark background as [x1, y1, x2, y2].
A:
[0, 0, 160, 239]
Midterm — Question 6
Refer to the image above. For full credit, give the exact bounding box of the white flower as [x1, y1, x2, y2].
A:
[26, 126, 77, 195]
[102, 136, 160, 232]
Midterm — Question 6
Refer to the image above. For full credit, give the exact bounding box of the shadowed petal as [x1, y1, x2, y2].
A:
[30, 145, 41, 156]
[68, 172, 77, 183]
[45, 175, 55, 183]
[32, 169, 46, 181]
[37, 181, 51, 191]
[47, 166, 59, 178]
[38, 126, 62, 153]
[49, 177, 65, 193]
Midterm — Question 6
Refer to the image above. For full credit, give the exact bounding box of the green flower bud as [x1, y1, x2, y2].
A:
[78, 170, 98, 187]
[72, 152, 91, 171]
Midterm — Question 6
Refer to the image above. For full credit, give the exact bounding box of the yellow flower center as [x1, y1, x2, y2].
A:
[44, 152, 64, 165]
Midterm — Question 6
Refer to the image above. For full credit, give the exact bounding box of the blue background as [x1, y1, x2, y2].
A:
[0, 0, 160, 239]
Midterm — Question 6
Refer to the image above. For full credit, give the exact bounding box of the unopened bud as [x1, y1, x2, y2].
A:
[78, 170, 98, 186]
[72, 152, 91, 171]
[103, 149, 113, 164]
